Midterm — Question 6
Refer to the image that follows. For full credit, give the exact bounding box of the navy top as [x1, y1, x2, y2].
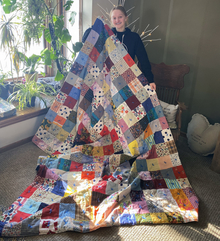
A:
[82, 27, 154, 83]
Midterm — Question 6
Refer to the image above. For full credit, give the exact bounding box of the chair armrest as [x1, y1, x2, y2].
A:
[176, 102, 187, 130]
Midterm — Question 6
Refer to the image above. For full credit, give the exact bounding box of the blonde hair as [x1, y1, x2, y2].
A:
[110, 5, 128, 27]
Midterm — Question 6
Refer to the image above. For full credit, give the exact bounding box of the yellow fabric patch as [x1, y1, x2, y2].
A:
[102, 80, 110, 94]
[147, 158, 160, 171]
[128, 140, 139, 156]
[64, 185, 75, 197]
[150, 212, 169, 223]
[130, 64, 142, 77]
[56, 128, 70, 142]
[92, 146, 104, 156]
[135, 213, 153, 224]
[123, 111, 138, 127]
[105, 37, 116, 53]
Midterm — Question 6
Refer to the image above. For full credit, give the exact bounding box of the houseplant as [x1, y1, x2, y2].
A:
[7, 79, 56, 110]
[19, 53, 44, 82]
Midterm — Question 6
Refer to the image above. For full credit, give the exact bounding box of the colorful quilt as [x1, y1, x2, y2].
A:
[0, 17, 198, 237]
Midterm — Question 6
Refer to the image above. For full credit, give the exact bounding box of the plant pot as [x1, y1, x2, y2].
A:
[27, 96, 36, 107]
[0, 83, 9, 99]
[25, 72, 38, 82]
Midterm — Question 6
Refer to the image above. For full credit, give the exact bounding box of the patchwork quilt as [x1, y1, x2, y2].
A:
[0, 17, 198, 237]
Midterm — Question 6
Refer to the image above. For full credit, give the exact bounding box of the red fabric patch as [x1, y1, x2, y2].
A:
[20, 186, 37, 198]
[81, 171, 95, 180]
[89, 47, 100, 62]
[53, 115, 66, 126]
[125, 95, 141, 110]
[77, 122, 85, 135]
[37, 165, 48, 178]
[63, 96, 77, 109]
[99, 125, 110, 136]
[10, 211, 31, 223]
[70, 161, 83, 172]
[103, 144, 114, 155]
[123, 54, 135, 67]
[102, 175, 113, 180]
[147, 145, 158, 159]
[41, 203, 60, 220]
[110, 129, 118, 143]
[173, 165, 187, 179]
[104, 24, 114, 36]
[60, 82, 73, 95]
[52, 151, 62, 155]
[92, 181, 107, 194]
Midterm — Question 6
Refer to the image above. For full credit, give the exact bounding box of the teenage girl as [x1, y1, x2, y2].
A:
[82, 5, 156, 90]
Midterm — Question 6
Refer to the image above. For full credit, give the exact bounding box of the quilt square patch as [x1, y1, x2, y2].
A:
[121, 68, 136, 84]
[128, 78, 143, 93]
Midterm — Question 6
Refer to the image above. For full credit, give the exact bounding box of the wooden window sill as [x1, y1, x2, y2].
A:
[0, 97, 54, 128]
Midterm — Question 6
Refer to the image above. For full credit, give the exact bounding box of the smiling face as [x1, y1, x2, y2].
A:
[111, 9, 128, 32]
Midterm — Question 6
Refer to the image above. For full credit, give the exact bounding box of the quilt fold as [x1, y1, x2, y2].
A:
[0, 17, 198, 237]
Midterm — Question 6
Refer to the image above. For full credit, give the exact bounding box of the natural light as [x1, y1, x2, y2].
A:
[0, 0, 80, 79]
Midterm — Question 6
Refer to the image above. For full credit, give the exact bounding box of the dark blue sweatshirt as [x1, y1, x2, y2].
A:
[82, 27, 154, 83]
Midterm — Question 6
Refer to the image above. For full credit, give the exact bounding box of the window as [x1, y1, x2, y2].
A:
[0, 6, 44, 78]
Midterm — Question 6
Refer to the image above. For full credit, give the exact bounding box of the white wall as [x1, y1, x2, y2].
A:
[0, 115, 45, 148]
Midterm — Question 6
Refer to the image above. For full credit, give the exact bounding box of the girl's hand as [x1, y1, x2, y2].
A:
[150, 82, 156, 91]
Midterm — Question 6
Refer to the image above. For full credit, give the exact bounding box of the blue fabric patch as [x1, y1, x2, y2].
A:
[96, 52, 104, 71]
[52, 180, 68, 197]
[142, 98, 153, 112]
[161, 168, 176, 180]
[37, 202, 48, 212]
[45, 109, 57, 122]
[105, 104, 114, 118]
[91, 113, 100, 127]
[76, 51, 89, 66]
[136, 159, 148, 172]
[45, 158, 60, 169]
[154, 105, 164, 118]
[119, 85, 133, 101]
[62, 119, 76, 133]
[0, 222, 6, 236]
[154, 131, 164, 144]
[79, 65, 88, 79]
[119, 214, 136, 225]
[139, 140, 149, 154]
[57, 158, 71, 171]
[69, 86, 81, 100]
[131, 177, 141, 191]
[112, 92, 124, 108]
[84, 88, 94, 103]
[59, 203, 76, 219]
[19, 199, 42, 215]
[147, 108, 158, 122]
[92, 18, 104, 34]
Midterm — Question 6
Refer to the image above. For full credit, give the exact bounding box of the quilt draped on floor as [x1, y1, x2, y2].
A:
[0, 17, 198, 237]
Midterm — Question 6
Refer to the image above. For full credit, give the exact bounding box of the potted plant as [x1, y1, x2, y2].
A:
[18, 53, 44, 82]
[7, 79, 56, 110]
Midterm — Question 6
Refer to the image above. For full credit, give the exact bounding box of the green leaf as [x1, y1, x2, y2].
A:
[61, 29, 71, 43]
[72, 42, 83, 53]
[2, 0, 17, 14]
[44, 28, 51, 43]
[55, 70, 64, 81]
[41, 49, 52, 66]
[64, 0, 73, 11]
[69, 11, 77, 26]
[54, 18, 64, 39]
